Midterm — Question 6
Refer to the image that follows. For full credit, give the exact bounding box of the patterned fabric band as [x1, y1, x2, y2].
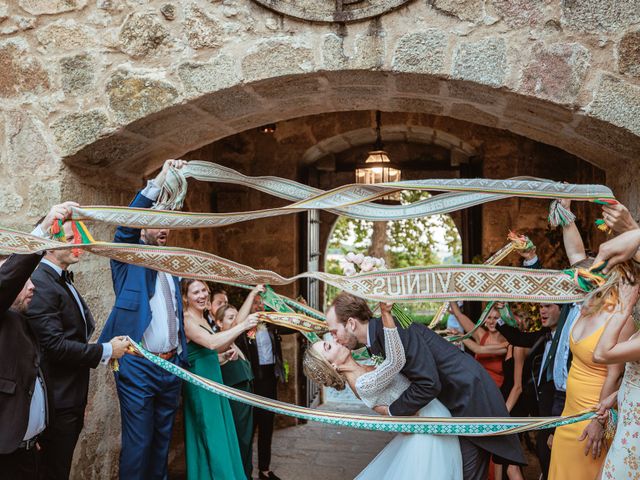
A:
[216, 281, 326, 322]
[0, 227, 587, 304]
[428, 240, 521, 329]
[67, 162, 614, 229]
[256, 312, 327, 335]
[128, 340, 594, 435]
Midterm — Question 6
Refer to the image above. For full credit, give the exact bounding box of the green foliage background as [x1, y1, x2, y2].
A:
[324, 191, 462, 318]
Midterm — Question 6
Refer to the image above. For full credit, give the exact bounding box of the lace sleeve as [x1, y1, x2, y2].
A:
[357, 327, 406, 395]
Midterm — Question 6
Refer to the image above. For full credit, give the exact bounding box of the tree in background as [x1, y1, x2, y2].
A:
[324, 191, 462, 321]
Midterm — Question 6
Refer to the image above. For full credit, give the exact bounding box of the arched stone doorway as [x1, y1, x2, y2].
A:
[60, 70, 639, 180]
[3, 3, 639, 478]
[66, 104, 610, 480]
[320, 206, 463, 405]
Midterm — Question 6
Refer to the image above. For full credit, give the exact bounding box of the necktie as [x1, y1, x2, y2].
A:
[61, 270, 74, 283]
[60, 269, 87, 337]
[543, 305, 570, 383]
[158, 272, 178, 349]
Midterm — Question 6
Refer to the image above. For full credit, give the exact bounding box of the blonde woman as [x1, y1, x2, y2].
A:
[303, 302, 462, 479]
[548, 263, 638, 480]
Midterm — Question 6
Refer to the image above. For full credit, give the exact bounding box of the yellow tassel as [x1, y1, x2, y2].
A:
[597, 223, 612, 234]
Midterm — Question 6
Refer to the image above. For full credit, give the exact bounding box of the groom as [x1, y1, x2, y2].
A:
[326, 292, 525, 480]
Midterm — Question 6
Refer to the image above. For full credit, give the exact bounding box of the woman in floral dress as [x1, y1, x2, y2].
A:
[593, 281, 640, 480]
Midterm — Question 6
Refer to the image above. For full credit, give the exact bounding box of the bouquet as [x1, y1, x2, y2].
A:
[341, 253, 413, 328]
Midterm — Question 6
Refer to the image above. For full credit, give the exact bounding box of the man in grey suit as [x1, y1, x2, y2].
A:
[326, 292, 525, 480]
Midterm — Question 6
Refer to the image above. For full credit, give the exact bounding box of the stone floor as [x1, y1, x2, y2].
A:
[253, 403, 396, 480]
[169, 401, 542, 479]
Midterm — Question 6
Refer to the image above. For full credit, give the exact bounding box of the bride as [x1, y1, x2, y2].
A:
[303, 303, 463, 479]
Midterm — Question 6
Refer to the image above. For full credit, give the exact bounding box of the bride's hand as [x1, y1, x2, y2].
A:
[379, 302, 394, 314]
[380, 303, 396, 329]
[373, 405, 390, 416]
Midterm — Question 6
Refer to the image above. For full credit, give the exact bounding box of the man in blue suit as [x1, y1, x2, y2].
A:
[99, 159, 189, 480]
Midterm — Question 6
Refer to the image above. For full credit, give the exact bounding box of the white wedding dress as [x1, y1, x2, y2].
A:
[354, 327, 463, 480]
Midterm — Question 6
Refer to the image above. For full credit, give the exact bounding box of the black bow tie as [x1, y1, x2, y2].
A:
[61, 270, 74, 284]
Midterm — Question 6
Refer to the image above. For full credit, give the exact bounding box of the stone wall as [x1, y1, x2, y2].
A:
[0, 1, 637, 479]
[0, 0, 638, 184]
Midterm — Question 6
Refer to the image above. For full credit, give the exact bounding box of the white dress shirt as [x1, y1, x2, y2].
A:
[23, 376, 46, 441]
[255, 325, 275, 365]
[140, 180, 180, 354]
[553, 303, 581, 391]
[23, 225, 49, 440]
[142, 272, 179, 353]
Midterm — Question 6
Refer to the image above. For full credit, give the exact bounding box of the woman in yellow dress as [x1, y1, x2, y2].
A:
[548, 263, 637, 480]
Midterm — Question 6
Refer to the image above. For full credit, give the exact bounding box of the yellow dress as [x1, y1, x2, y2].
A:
[549, 323, 609, 480]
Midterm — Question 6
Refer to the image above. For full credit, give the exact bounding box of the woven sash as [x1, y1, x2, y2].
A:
[0, 227, 586, 304]
[67, 163, 614, 229]
[128, 340, 594, 436]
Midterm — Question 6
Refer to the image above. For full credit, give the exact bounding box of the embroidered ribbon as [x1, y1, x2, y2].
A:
[156, 161, 609, 217]
[254, 285, 322, 342]
[428, 236, 533, 329]
[214, 281, 326, 321]
[0, 227, 587, 304]
[127, 340, 594, 435]
[68, 163, 614, 229]
[256, 312, 327, 335]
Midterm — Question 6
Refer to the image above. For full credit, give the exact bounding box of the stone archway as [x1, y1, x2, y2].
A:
[59, 70, 639, 182]
[1, 0, 637, 231]
[301, 123, 479, 166]
[2, 2, 639, 479]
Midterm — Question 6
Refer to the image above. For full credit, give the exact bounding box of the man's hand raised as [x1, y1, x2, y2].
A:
[154, 159, 188, 187]
[40, 201, 79, 233]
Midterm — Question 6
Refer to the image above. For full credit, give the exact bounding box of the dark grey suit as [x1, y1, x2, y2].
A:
[368, 318, 525, 479]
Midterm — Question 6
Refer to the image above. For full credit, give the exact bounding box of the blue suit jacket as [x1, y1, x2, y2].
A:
[98, 191, 188, 366]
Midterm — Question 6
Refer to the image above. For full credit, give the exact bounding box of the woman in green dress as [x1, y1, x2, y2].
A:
[181, 279, 259, 480]
[215, 304, 256, 480]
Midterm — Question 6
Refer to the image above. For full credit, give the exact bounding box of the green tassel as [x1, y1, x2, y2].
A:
[392, 304, 413, 328]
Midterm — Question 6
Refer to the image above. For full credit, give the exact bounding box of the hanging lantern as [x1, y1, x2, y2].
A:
[355, 111, 401, 202]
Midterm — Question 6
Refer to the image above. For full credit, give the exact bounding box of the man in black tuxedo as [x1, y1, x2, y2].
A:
[496, 303, 570, 479]
[236, 287, 296, 480]
[26, 219, 129, 480]
[0, 202, 76, 479]
[326, 292, 525, 480]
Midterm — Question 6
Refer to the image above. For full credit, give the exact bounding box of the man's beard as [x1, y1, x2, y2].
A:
[12, 298, 29, 313]
[345, 331, 359, 350]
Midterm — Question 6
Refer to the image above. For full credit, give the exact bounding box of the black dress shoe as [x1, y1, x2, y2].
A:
[259, 471, 282, 480]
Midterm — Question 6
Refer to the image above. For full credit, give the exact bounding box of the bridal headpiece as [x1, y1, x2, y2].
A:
[303, 346, 346, 391]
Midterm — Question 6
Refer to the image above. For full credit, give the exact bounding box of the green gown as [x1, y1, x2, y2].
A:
[220, 354, 254, 480]
[183, 340, 246, 480]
